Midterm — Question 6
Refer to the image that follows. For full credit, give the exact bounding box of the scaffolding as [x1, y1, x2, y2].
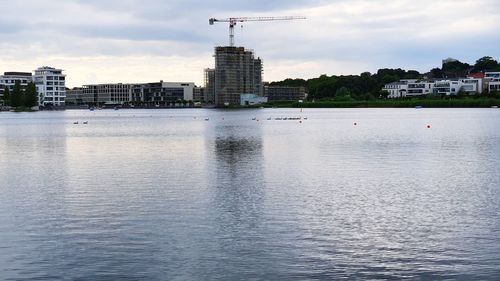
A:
[213, 46, 263, 106]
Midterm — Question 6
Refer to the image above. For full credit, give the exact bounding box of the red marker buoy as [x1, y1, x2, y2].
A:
[427, 125, 431, 128]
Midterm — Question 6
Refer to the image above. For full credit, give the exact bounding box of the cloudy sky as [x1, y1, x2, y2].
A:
[0, 0, 499, 87]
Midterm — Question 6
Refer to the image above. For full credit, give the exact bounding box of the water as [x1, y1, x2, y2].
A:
[0, 108, 499, 280]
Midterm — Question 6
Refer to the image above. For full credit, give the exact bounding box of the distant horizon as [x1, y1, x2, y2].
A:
[1, 54, 497, 89]
[1, 0, 499, 87]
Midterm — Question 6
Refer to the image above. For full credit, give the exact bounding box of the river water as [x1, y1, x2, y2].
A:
[0, 108, 499, 280]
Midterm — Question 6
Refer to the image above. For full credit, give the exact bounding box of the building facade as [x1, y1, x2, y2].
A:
[485, 72, 500, 92]
[193, 86, 205, 102]
[264, 86, 308, 101]
[214, 46, 263, 106]
[67, 81, 195, 106]
[204, 68, 216, 104]
[383, 75, 497, 98]
[0, 72, 32, 91]
[33, 67, 66, 106]
[131, 82, 194, 105]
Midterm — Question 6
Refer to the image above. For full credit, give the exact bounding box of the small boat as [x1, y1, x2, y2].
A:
[205, 118, 209, 121]
[252, 117, 257, 121]
[415, 105, 423, 109]
[492, 106, 498, 108]
[73, 121, 78, 124]
[83, 121, 88, 124]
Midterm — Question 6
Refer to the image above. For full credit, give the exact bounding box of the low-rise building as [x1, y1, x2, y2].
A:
[485, 72, 500, 93]
[67, 81, 196, 106]
[406, 80, 434, 97]
[132, 82, 193, 106]
[433, 80, 462, 96]
[0, 72, 33, 102]
[383, 76, 495, 98]
[383, 81, 408, 98]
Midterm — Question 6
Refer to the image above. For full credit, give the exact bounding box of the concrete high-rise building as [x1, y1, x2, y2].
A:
[214, 46, 263, 106]
[33, 66, 66, 106]
[204, 68, 216, 104]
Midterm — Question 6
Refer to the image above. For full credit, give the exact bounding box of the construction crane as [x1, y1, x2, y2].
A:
[209, 16, 306, 47]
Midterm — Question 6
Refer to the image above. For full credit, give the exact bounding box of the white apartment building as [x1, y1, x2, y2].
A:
[384, 77, 490, 98]
[406, 80, 434, 97]
[485, 72, 500, 92]
[33, 66, 66, 106]
[461, 78, 483, 94]
[383, 81, 408, 98]
[433, 80, 462, 96]
[384, 80, 434, 98]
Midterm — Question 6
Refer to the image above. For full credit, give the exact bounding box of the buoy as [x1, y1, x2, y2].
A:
[299, 121, 302, 124]
[354, 122, 357, 126]
[427, 125, 431, 128]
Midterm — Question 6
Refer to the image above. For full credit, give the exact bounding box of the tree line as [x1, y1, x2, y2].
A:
[269, 56, 500, 101]
[1, 81, 38, 108]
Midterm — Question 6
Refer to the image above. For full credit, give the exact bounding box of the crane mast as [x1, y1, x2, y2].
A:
[209, 16, 306, 47]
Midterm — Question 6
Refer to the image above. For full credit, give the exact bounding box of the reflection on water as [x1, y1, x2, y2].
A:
[0, 109, 499, 280]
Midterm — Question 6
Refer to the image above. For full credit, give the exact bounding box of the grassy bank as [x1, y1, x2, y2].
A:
[264, 98, 500, 108]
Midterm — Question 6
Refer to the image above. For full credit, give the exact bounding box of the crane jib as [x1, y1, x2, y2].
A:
[209, 16, 306, 47]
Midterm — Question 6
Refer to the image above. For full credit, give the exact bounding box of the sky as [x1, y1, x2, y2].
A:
[0, 0, 499, 87]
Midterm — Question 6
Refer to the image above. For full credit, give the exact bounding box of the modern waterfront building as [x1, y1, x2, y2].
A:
[433, 80, 462, 96]
[485, 72, 500, 92]
[383, 81, 409, 98]
[67, 81, 195, 106]
[66, 84, 131, 105]
[214, 46, 263, 106]
[384, 79, 434, 98]
[33, 67, 66, 106]
[0, 72, 33, 94]
[406, 81, 434, 97]
[131, 82, 194, 105]
[264, 86, 308, 101]
[383, 75, 495, 98]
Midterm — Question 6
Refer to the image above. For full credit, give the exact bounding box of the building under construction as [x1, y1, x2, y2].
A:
[212, 46, 263, 107]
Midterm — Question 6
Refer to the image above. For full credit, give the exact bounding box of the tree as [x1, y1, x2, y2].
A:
[335, 87, 350, 97]
[474, 56, 498, 72]
[442, 60, 470, 78]
[379, 90, 390, 99]
[2, 87, 10, 106]
[10, 81, 23, 107]
[24, 82, 38, 107]
[429, 68, 444, 79]
[404, 70, 421, 79]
